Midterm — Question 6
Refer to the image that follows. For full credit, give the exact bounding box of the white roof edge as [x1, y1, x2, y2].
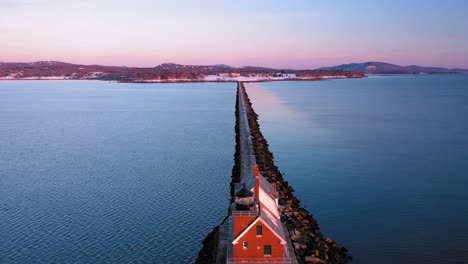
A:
[232, 216, 286, 245]
[232, 217, 261, 244]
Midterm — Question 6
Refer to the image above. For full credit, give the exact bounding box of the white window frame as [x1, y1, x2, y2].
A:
[242, 241, 248, 249]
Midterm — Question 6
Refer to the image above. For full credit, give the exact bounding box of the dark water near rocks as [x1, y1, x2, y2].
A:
[0, 81, 235, 263]
[245, 75, 468, 264]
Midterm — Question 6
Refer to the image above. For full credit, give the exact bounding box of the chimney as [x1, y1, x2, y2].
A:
[254, 164, 260, 201]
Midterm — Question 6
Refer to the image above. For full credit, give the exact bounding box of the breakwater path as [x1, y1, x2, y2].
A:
[196, 82, 350, 264]
[237, 80, 258, 184]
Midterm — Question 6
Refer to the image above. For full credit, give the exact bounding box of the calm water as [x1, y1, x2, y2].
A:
[245, 75, 468, 264]
[0, 81, 235, 263]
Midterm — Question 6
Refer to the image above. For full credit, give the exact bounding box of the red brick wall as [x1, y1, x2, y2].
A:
[233, 221, 284, 259]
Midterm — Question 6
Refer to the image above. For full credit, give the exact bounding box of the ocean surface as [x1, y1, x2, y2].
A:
[245, 75, 468, 264]
[0, 81, 235, 263]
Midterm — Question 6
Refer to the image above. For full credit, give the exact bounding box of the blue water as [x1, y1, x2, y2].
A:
[0, 81, 235, 263]
[245, 75, 468, 264]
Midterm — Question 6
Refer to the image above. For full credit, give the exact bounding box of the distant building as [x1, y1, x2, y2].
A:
[282, 73, 296, 78]
[89, 71, 104, 78]
[218, 72, 241, 78]
[273, 73, 296, 78]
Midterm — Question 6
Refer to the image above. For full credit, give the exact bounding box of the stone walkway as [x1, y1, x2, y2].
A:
[237, 82, 257, 187]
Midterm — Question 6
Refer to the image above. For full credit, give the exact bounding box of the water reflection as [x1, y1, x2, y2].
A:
[244, 82, 302, 124]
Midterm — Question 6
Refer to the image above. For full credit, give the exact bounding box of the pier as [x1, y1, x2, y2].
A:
[236, 81, 256, 184]
[213, 82, 295, 264]
[197, 82, 350, 264]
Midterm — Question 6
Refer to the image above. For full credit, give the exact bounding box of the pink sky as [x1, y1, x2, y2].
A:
[1, 0, 467, 69]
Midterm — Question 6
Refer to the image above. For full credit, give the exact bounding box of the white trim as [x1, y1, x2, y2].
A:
[232, 217, 261, 245]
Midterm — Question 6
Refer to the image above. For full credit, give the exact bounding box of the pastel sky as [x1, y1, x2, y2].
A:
[1, 0, 468, 69]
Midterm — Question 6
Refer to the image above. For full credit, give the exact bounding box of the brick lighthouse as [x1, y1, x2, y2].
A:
[227, 164, 291, 263]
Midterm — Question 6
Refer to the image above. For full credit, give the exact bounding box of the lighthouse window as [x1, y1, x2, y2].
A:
[264, 245, 272, 256]
[256, 225, 263, 236]
[243, 241, 248, 249]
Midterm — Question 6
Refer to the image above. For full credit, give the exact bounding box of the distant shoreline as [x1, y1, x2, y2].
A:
[0, 61, 365, 83]
[4, 73, 468, 83]
[3, 72, 466, 83]
[0, 75, 365, 83]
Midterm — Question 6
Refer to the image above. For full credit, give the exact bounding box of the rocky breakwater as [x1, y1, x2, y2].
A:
[239, 82, 351, 264]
